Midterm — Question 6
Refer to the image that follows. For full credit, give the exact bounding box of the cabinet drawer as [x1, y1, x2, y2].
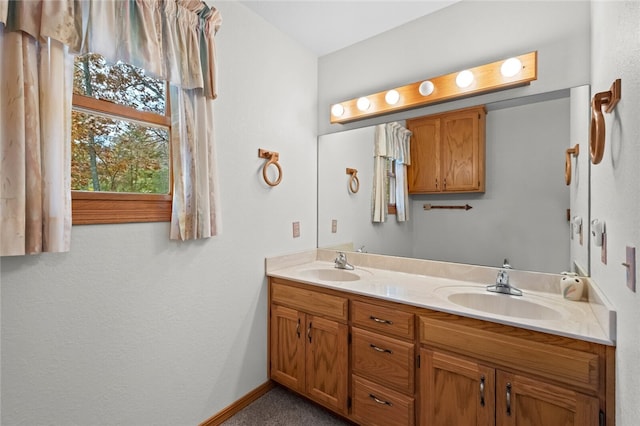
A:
[352, 300, 415, 340]
[352, 375, 415, 426]
[352, 327, 415, 394]
[420, 314, 600, 392]
[271, 280, 347, 321]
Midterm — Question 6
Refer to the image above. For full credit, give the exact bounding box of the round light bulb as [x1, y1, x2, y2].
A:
[385, 90, 400, 105]
[356, 97, 371, 111]
[418, 80, 435, 96]
[501, 57, 522, 77]
[331, 104, 345, 117]
[456, 70, 474, 88]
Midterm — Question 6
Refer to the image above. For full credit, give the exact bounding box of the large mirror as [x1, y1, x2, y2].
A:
[318, 87, 591, 275]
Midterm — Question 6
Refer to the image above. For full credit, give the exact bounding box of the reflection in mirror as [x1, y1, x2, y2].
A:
[318, 89, 590, 275]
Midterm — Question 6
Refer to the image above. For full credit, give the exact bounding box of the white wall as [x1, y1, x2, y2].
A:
[590, 2, 640, 424]
[411, 97, 570, 273]
[0, 2, 318, 425]
[318, 1, 590, 135]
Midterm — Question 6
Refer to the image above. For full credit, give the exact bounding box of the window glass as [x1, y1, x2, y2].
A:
[71, 111, 170, 194]
[73, 53, 166, 115]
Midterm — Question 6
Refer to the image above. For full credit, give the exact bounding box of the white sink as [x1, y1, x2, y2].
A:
[436, 287, 565, 321]
[300, 268, 360, 282]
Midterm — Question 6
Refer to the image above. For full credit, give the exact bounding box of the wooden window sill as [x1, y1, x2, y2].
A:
[72, 192, 172, 225]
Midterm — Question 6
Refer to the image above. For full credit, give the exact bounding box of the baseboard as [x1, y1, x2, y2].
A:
[199, 380, 275, 426]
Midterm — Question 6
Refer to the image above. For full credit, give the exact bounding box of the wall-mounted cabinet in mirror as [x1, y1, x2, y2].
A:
[318, 88, 591, 275]
[407, 106, 486, 194]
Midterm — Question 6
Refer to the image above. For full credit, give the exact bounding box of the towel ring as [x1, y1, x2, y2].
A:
[565, 144, 579, 186]
[346, 168, 359, 193]
[259, 149, 282, 187]
[590, 79, 621, 165]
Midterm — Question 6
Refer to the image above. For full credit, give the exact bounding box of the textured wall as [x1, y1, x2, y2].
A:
[590, 2, 640, 424]
[0, 3, 318, 425]
[318, 1, 591, 135]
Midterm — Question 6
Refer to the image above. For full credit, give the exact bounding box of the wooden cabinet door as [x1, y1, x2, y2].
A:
[305, 315, 349, 414]
[440, 109, 484, 192]
[408, 116, 441, 193]
[420, 349, 495, 426]
[496, 371, 599, 426]
[270, 304, 305, 392]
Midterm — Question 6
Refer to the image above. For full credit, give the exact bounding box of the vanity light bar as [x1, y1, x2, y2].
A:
[330, 51, 537, 124]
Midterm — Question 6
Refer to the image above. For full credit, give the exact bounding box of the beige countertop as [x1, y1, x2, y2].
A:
[266, 249, 616, 346]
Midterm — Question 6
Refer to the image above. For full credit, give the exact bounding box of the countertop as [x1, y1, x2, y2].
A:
[266, 250, 616, 346]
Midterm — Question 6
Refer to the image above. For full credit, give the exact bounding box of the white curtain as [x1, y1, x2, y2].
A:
[0, 1, 80, 256]
[371, 122, 412, 223]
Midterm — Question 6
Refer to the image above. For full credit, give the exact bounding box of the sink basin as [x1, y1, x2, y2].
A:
[444, 291, 563, 320]
[300, 268, 360, 282]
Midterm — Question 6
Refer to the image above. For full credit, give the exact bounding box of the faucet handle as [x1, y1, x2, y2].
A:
[502, 258, 512, 269]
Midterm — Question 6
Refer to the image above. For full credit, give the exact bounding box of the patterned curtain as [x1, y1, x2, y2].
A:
[82, 0, 222, 240]
[1, 0, 223, 254]
[0, 1, 81, 256]
[371, 122, 412, 223]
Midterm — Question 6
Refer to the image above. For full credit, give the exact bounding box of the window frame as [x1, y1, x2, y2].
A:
[71, 89, 173, 225]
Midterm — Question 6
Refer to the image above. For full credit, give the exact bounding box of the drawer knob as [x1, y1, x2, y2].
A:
[369, 315, 394, 325]
[369, 393, 393, 407]
[370, 343, 393, 354]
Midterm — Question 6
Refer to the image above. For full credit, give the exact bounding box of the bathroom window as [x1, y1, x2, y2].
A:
[71, 53, 172, 224]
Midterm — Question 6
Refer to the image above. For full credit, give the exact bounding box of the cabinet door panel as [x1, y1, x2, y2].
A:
[441, 110, 482, 192]
[496, 371, 599, 426]
[420, 349, 495, 426]
[270, 305, 305, 392]
[408, 117, 440, 193]
[305, 315, 348, 414]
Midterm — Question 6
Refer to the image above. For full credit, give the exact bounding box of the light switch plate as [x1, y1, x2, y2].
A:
[626, 246, 636, 292]
[292, 221, 300, 238]
[331, 219, 337, 233]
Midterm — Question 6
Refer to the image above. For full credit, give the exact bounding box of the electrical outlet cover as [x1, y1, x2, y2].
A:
[292, 221, 300, 238]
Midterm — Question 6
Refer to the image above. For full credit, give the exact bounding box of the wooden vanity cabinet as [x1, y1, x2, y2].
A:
[419, 311, 606, 426]
[269, 279, 349, 415]
[407, 106, 486, 194]
[268, 277, 614, 426]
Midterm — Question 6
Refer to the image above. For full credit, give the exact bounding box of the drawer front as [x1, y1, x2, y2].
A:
[352, 300, 415, 340]
[352, 375, 415, 426]
[420, 314, 600, 392]
[352, 327, 415, 394]
[271, 280, 348, 321]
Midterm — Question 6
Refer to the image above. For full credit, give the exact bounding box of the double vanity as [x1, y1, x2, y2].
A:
[266, 249, 615, 426]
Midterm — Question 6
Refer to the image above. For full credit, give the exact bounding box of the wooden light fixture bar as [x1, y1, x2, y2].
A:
[330, 51, 537, 124]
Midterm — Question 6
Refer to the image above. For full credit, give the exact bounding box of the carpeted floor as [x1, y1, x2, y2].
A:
[221, 386, 352, 425]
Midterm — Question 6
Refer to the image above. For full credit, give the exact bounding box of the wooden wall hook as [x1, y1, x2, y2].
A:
[346, 168, 359, 193]
[259, 149, 282, 187]
[590, 79, 621, 165]
[565, 144, 579, 186]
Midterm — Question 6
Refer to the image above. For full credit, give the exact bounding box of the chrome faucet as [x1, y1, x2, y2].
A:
[334, 252, 354, 270]
[487, 259, 522, 296]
